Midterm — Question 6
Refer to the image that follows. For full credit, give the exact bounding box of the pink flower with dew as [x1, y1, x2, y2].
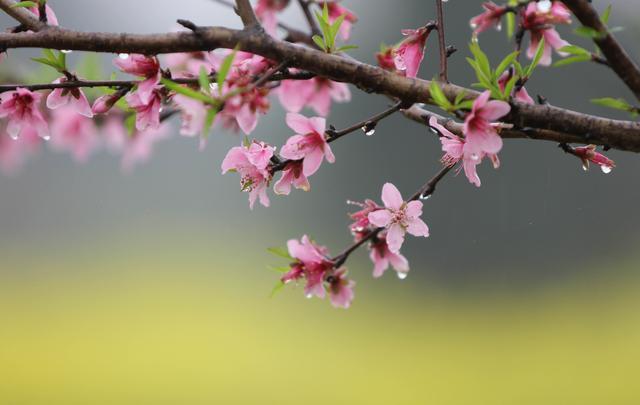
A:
[522, 1, 571, 66]
[367, 183, 429, 254]
[221, 140, 275, 209]
[463, 91, 510, 160]
[46, 77, 93, 117]
[283, 235, 333, 299]
[497, 71, 535, 105]
[429, 116, 486, 187]
[49, 106, 100, 163]
[101, 116, 171, 173]
[369, 234, 409, 279]
[29, 4, 58, 26]
[327, 269, 355, 309]
[470, 2, 508, 34]
[125, 88, 162, 131]
[274, 160, 310, 195]
[114, 54, 161, 103]
[280, 113, 335, 177]
[321, 1, 358, 40]
[0, 127, 41, 175]
[255, 0, 290, 36]
[393, 26, 432, 78]
[0, 88, 49, 140]
[573, 145, 615, 173]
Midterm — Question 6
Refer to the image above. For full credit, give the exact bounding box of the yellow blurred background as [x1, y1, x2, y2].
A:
[1, 230, 639, 405]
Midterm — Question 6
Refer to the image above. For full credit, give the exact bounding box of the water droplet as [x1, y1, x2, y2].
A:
[366, 128, 375, 136]
[582, 164, 588, 171]
[419, 192, 431, 200]
[537, 0, 552, 13]
[601, 165, 612, 174]
[9, 133, 18, 140]
[305, 293, 313, 299]
[397, 272, 408, 280]
[158, 107, 164, 113]
[41, 134, 50, 141]
[61, 49, 72, 54]
[118, 53, 129, 59]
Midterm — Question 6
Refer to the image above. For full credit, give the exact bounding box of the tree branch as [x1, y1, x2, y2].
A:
[435, 0, 448, 82]
[0, 0, 46, 32]
[562, 0, 640, 102]
[1, 26, 639, 151]
[235, 0, 260, 28]
[298, 0, 321, 36]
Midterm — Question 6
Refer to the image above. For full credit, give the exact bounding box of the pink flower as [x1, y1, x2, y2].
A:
[522, 1, 572, 66]
[29, 4, 58, 26]
[367, 183, 429, 253]
[277, 77, 350, 117]
[114, 54, 161, 103]
[126, 88, 162, 131]
[497, 71, 535, 105]
[0, 127, 41, 175]
[173, 94, 208, 138]
[573, 145, 615, 173]
[283, 235, 333, 299]
[463, 91, 510, 160]
[429, 116, 484, 187]
[280, 113, 335, 177]
[369, 234, 409, 279]
[49, 106, 99, 163]
[470, 2, 508, 34]
[348, 199, 381, 236]
[0, 88, 49, 140]
[255, 0, 290, 36]
[91, 92, 124, 115]
[102, 116, 171, 173]
[393, 26, 432, 78]
[274, 160, 310, 195]
[327, 269, 355, 309]
[321, 1, 358, 40]
[46, 77, 93, 118]
[221, 140, 275, 209]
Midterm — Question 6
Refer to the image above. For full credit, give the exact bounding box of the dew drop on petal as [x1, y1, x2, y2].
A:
[118, 53, 129, 59]
[397, 272, 408, 280]
[601, 165, 612, 174]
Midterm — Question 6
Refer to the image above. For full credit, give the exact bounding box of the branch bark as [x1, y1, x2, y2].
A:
[235, 0, 260, 27]
[0, 26, 639, 151]
[0, 0, 46, 32]
[562, 0, 640, 102]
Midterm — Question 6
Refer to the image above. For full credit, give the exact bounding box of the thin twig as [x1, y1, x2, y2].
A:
[298, 0, 321, 36]
[235, 0, 260, 27]
[435, 0, 448, 82]
[0, 0, 46, 32]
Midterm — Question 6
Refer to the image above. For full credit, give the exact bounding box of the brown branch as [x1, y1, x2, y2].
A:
[332, 164, 452, 268]
[235, 0, 260, 27]
[435, 0, 448, 82]
[0, 0, 46, 32]
[1, 26, 639, 152]
[562, 0, 640, 102]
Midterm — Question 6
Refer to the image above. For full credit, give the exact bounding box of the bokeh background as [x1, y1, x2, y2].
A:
[1, 1, 640, 403]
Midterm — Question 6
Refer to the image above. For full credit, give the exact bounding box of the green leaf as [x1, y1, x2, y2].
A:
[335, 44, 358, 53]
[558, 45, 590, 56]
[267, 247, 293, 260]
[312, 35, 327, 51]
[502, 74, 518, 101]
[574, 26, 604, 39]
[591, 97, 634, 111]
[553, 55, 590, 67]
[454, 90, 467, 107]
[217, 47, 238, 95]
[469, 42, 492, 81]
[198, 66, 210, 92]
[30, 57, 60, 71]
[11, 1, 37, 8]
[495, 51, 519, 79]
[269, 281, 286, 298]
[267, 265, 292, 274]
[601, 4, 612, 25]
[202, 107, 217, 138]
[429, 80, 452, 110]
[525, 37, 545, 77]
[506, 12, 515, 39]
[161, 78, 216, 104]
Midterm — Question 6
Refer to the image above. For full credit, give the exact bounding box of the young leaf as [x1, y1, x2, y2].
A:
[161, 78, 216, 104]
[267, 247, 293, 260]
[591, 97, 635, 112]
[216, 47, 238, 95]
[335, 44, 359, 53]
[553, 55, 590, 67]
[601, 4, 612, 25]
[198, 66, 211, 92]
[495, 51, 519, 79]
[525, 37, 545, 77]
[269, 281, 286, 298]
[202, 107, 218, 138]
[11, 1, 37, 8]
[429, 80, 452, 110]
[312, 35, 327, 51]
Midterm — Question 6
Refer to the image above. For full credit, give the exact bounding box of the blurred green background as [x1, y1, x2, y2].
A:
[1, 1, 640, 403]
